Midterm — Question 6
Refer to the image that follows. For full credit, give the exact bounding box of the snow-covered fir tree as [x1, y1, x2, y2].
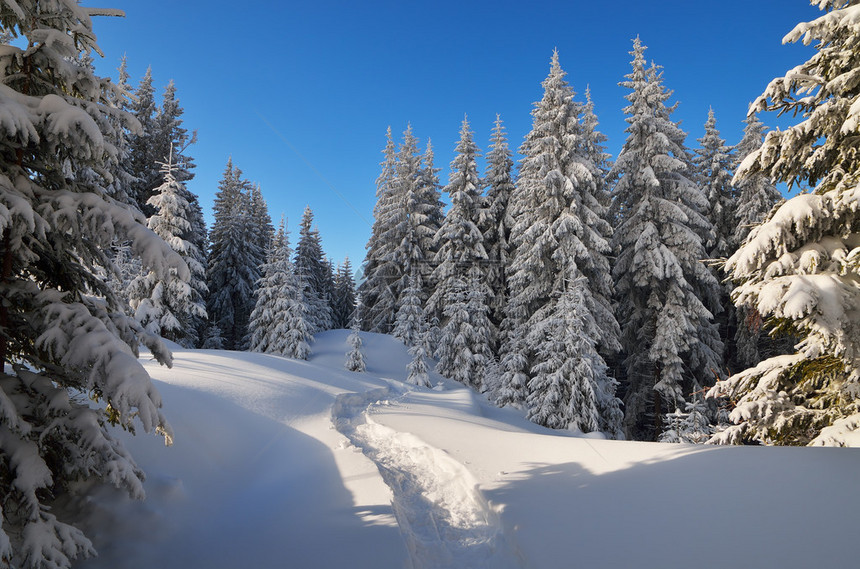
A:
[428, 117, 488, 324]
[151, 81, 205, 343]
[345, 309, 366, 372]
[415, 140, 446, 304]
[294, 206, 333, 333]
[128, 150, 207, 346]
[480, 115, 516, 347]
[393, 272, 426, 348]
[710, 1, 860, 446]
[248, 184, 274, 258]
[659, 396, 714, 444]
[581, 87, 614, 216]
[435, 270, 493, 391]
[731, 114, 785, 370]
[429, 118, 493, 388]
[694, 108, 739, 372]
[283, 278, 313, 360]
[0, 4, 184, 566]
[103, 55, 136, 207]
[731, 114, 783, 247]
[526, 274, 609, 432]
[127, 66, 159, 213]
[406, 336, 433, 387]
[361, 126, 442, 334]
[202, 323, 225, 350]
[396, 127, 446, 320]
[154, 79, 196, 185]
[611, 38, 724, 440]
[695, 108, 737, 260]
[248, 218, 296, 355]
[360, 127, 400, 333]
[206, 160, 264, 350]
[331, 258, 357, 329]
[499, 51, 620, 430]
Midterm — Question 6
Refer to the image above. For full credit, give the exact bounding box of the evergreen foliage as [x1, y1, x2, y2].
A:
[480, 115, 515, 347]
[429, 118, 492, 388]
[710, 1, 860, 446]
[611, 38, 723, 440]
[206, 160, 264, 350]
[499, 51, 620, 432]
[283, 278, 313, 360]
[393, 273, 426, 348]
[731, 114, 785, 369]
[128, 151, 207, 347]
[248, 218, 294, 355]
[0, 4, 184, 565]
[435, 271, 492, 391]
[294, 206, 333, 333]
[415, 140, 446, 304]
[127, 66, 159, 212]
[360, 128, 400, 333]
[659, 397, 714, 444]
[154, 80, 196, 185]
[428, 117, 487, 326]
[331, 258, 357, 329]
[694, 108, 738, 372]
[345, 310, 366, 372]
[526, 276, 609, 432]
[695, 108, 737, 260]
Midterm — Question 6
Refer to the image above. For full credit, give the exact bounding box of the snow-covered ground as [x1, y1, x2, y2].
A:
[73, 331, 859, 569]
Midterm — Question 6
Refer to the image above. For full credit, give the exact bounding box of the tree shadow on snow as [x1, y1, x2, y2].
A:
[69, 381, 410, 569]
[488, 444, 860, 569]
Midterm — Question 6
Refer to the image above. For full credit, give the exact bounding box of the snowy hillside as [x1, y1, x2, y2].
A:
[73, 331, 859, 569]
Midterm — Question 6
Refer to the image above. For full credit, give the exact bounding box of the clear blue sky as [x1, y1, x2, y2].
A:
[90, 1, 820, 267]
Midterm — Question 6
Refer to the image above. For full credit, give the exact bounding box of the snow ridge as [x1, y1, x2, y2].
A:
[332, 386, 524, 569]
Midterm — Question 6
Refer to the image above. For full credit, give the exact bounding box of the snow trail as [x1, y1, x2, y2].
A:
[332, 386, 524, 569]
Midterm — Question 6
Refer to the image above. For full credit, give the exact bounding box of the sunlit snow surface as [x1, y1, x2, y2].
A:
[75, 331, 859, 569]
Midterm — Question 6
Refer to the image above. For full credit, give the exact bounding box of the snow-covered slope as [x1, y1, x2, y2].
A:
[74, 331, 859, 569]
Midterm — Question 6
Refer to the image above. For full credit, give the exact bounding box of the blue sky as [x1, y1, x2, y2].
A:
[90, 1, 820, 267]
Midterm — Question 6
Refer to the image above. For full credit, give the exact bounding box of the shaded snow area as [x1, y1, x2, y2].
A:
[72, 331, 859, 569]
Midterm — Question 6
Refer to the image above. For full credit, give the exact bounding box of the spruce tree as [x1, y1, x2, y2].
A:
[731, 114, 784, 369]
[206, 160, 263, 350]
[0, 4, 183, 565]
[427, 117, 487, 324]
[345, 311, 366, 372]
[415, 140, 446, 304]
[710, 1, 860, 446]
[695, 108, 737, 259]
[611, 38, 723, 440]
[694, 108, 738, 371]
[499, 51, 619, 428]
[129, 151, 207, 346]
[429, 118, 492, 388]
[480, 115, 516, 347]
[104, 55, 136, 207]
[396, 127, 444, 316]
[154, 79, 196, 184]
[331, 258, 357, 329]
[283, 278, 313, 360]
[732, 115, 783, 247]
[393, 273, 426, 348]
[435, 270, 492, 390]
[127, 66, 159, 212]
[294, 206, 333, 333]
[248, 218, 293, 354]
[360, 128, 400, 333]
[248, 184, 274, 256]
